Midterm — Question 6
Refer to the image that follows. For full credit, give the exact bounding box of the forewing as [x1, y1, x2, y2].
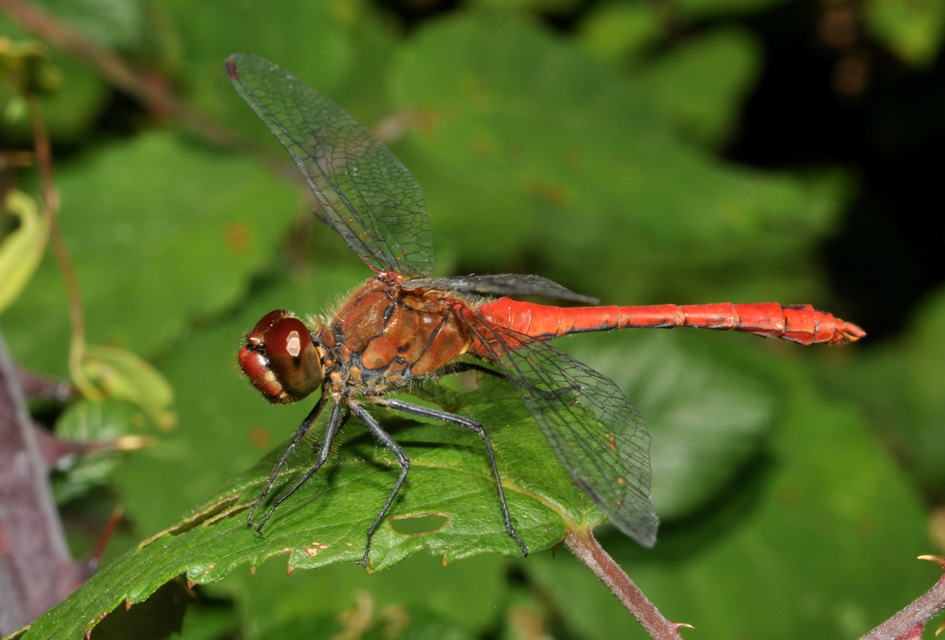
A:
[225, 53, 434, 277]
[468, 320, 658, 546]
[407, 274, 599, 304]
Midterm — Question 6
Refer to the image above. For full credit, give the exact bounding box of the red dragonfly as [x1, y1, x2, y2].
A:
[225, 54, 864, 565]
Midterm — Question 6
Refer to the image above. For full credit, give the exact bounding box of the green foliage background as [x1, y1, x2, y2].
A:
[2, 0, 944, 638]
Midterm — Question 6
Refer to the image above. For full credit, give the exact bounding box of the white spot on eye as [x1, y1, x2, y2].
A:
[286, 331, 302, 357]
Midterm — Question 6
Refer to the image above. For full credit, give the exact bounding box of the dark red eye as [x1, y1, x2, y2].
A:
[239, 312, 324, 404]
[253, 309, 292, 334]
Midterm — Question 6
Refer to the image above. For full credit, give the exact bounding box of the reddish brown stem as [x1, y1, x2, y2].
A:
[564, 529, 691, 639]
[859, 555, 945, 640]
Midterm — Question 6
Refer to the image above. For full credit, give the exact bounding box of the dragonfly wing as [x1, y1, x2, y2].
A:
[468, 320, 658, 547]
[408, 274, 599, 304]
[225, 53, 434, 278]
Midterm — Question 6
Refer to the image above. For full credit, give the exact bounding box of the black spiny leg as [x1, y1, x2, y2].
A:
[380, 397, 528, 557]
[250, 398, 345, 531]
[248, 394, 328, 530]
[351, 403, 410, 566]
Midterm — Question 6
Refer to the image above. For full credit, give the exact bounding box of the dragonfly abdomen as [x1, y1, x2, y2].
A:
[477, 299, 865, 345]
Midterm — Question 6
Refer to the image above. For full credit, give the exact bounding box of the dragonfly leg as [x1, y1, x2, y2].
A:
[381, 397, 529, 558]
[247, 394, 327, 529]
[351, 403, 410, 566]
[249, 399, 344, 531]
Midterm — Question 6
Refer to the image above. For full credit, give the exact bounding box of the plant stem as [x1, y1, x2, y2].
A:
[564, 528, 690, 640]
[859, 555, 945, 640]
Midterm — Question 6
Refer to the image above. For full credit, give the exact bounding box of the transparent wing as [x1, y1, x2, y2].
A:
[407, 274, 599, 304]
[225, 53, 434, 277]
[466, 318, 659, 546]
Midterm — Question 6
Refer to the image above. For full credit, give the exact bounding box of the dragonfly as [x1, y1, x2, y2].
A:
[225, 53, 865, 565]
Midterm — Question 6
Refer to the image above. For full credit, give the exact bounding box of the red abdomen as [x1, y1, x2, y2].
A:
[476, 298, 865, 346]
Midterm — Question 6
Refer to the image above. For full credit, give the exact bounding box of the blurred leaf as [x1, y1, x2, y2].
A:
[387, 14, 848, 302]
[636, 28, 762, 147]
[3, 132, 298, 375]
[0, 29, 109, 143]
[572, 332, 774, 520]
[87, 579, 191, 640]
[255, 604, 475, 640]
[577, 2, 664, 63]
[79, 344, 176, 431]
[52, 398, 153, 503]
[0, 190, 49, 313]
[28, 54, 109, 143]
[13, 0, 149, 50]
[21, 376, 601, 639]
[163, 0, 382, 136]
[855, 285, 945, 497]
[525, 384, 929, 639]
[469, 0, 579, 11]
[238, 555, 506, 640]
[675, 0, 789, 19]
[0, 39, 61, 96]
[175, 603, 238, 640]
[865, 0, 945, 67]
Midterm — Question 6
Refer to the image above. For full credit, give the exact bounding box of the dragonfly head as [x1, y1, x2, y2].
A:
[239, 310, 324, 404]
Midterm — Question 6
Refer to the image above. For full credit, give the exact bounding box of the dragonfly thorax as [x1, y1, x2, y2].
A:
[239, 309, 326, 404]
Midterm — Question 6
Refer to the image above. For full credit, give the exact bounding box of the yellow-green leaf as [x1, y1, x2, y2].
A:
[80, 344, 176, 431]
[0, 190, 49, 313]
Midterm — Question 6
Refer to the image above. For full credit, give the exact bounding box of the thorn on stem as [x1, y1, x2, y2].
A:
[918, 555, 945, 572]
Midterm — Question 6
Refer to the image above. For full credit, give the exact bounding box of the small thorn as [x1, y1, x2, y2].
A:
[250, 566, 256, 575]
[125, 602, 132, 611]
[918, 554, 945, 571]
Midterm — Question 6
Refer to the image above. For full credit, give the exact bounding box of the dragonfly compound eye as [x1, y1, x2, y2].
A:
[239, 311, 324, 404]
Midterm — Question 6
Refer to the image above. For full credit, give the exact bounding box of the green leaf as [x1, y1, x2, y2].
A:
[32, 0, 149, 50]
[164, 0, 391, 138]
[674, 0, 789, 19]
[19, 375, 602, 639]
[635, 28, 762, 147]
[853, 284, 945, 496]
[254, 605, 475, 640]
[234, 553, 509, 637]
[571, 332, 774, 520]
[52, 398, 153, 504]
[0, 191, 49, 313]
[577, 2, 664, 63]
[0, 32, 109, 144]
[79, 344, 176, 431]
[865, 0, 945, 67]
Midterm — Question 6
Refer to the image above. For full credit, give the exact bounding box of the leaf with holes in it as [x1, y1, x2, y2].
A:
[17, 374, 606, 639]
